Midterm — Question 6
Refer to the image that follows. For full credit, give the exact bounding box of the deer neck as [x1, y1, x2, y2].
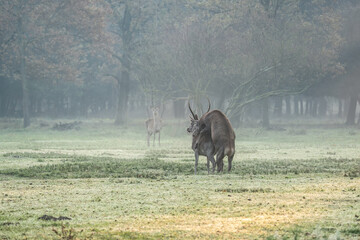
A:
[152, 113, 160, 128]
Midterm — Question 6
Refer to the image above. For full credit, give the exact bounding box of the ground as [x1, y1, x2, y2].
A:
[0, 118, 359, 239]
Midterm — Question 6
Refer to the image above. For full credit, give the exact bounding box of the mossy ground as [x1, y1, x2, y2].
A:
[0, 118, 359, 239]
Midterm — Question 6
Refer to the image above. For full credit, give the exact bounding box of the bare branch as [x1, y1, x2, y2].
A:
[226, 84, 313, 118]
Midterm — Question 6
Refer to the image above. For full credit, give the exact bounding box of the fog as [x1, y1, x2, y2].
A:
[2, 2, 360, 238]
[1, 0, 359, 128]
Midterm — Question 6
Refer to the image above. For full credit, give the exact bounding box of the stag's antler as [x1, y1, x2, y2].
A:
[206, 97, 211, 113]
[188, 100, 198, 120]
[188, 97, 211, 119]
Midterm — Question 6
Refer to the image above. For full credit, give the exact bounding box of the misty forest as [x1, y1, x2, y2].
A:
[1, 0, 360, 239]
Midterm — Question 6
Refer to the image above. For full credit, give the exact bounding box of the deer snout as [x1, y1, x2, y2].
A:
[187, 127, 192, 133]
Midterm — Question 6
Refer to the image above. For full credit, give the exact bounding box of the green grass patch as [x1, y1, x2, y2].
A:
[1, 153, 359, 179]
[3, 152, 72, 159]
[0, 156, 195, 179]
[233, 158, 360, 176]
[342, 226, 360, 236]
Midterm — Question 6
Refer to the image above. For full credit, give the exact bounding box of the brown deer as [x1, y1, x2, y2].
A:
[187, 99, 235, 173]
[145, 106, 163, 147]
[189, 111, 216, 174]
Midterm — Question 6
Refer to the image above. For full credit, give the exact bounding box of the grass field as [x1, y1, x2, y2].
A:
[0, 118, 360, 239]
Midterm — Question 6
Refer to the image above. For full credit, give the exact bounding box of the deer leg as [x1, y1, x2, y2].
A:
[206, 158, 210, 174]
[194, 150, 199, 174]
[219, 159, 224, 172]
[206, 154, 215, 174]
[216, 148, 225, 173]
[147, 132, 152, 147]
[228, 154, 234, 172]
[153, 132, 156, 147]
[210, 155, 216, 173]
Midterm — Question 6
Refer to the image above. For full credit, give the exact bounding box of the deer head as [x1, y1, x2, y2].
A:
[187, 97, 210, 136]
[151, 106, 160, 119]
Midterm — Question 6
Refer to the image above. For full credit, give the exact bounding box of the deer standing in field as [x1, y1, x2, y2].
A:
[146, 106, 163, 147]
[187, 99, 235, 173]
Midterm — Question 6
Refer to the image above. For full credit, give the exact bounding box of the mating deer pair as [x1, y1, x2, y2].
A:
[187, 99, 236, 174]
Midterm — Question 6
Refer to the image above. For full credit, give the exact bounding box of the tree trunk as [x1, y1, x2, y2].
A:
[114, 3, 131, 125]
[230, 112, 241, 128]
[19, 18, 30, 128]
[173, 99, 185, 118]
[0, 93, 5, 117]
[318, 97, 327, 117]
[338, 99, 343, 117]
[262, 98, 270, 129]
[273, 96, 282, 117]
[285, 96, 291, 115]
[114, 67, 130, 125]
[305, 98, 311, 115]
[311, 99, 318, 117]
[294, 95, 299, 115]
[346, 95, 357, 125]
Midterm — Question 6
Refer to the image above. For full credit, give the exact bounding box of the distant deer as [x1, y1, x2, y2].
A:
[145, 106, 163, 147]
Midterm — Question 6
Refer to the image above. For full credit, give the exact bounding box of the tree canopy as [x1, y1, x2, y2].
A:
[0, 0, 358, 126]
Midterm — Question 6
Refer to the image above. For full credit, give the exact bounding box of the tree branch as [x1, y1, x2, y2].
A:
[226, 83, 313, 118]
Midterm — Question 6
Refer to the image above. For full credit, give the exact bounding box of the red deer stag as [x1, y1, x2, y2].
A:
[188, 100, 215, 174]
[146, 106, 163, 147]
[187, 99, 235, 173]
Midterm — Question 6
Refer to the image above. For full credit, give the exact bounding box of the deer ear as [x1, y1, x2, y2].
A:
[195, 114, 198, 120]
